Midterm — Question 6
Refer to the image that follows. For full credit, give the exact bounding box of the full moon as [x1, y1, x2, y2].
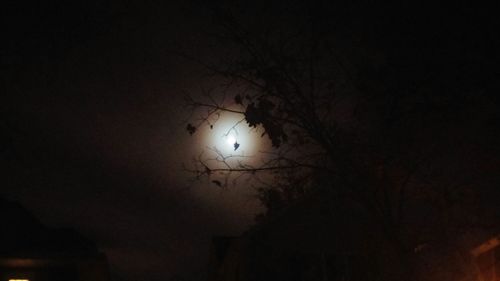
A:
[202, 113, 265, 156]
[225, 134, 236, 146]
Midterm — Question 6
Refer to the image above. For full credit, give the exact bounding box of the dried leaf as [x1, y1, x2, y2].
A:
[186, 123, 196, 135]
[234, 94, 243, 105]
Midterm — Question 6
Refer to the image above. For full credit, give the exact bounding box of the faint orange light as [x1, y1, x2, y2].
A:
[9, 279, 29, 281]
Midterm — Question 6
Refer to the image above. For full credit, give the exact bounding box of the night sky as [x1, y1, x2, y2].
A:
[2, 1, 500, 281]
[2, 1, 260, 280]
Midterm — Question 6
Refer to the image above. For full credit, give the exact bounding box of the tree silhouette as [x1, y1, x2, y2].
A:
[185, 2, 500, 280]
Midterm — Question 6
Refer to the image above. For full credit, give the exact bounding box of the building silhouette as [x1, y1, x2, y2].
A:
[0, 197, 110, 281]
[207, 192, 500, 281]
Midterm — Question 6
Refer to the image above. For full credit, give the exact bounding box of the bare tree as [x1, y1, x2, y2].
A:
[185, 2, 419, 224]
[184, 2, 500, 280]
